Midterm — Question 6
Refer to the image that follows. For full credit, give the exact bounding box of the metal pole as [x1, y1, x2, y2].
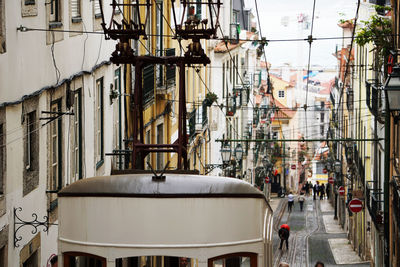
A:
[384, 108, 390, 267]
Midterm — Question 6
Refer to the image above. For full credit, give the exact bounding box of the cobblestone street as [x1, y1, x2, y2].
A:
[270, 195, 372, 267]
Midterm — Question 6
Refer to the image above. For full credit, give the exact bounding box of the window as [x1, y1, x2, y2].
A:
[71, 0, 81, 20]
[23, 250, 38, 267]
[278, 90, 284, 98]
[320, 125, 324, 136]
[96, 78, 104, 167]
[233, 10, 239, 23]
[25, 0, 35, 5]
[23, 100, 39, 196]
[195, 0, 201, 20]
[26, 111, 36, 171]
[272, 132, 278, 139]
[113, 69, 123, 170]
[156, 124, 163, 170]
[320, 112, 324, 123]
[50, 100, 62, 191]
[71, 90, 82, 180]
[50, 0, 61, 23]
[320, 101, 325, 109]
[94, 0, 101, 18]
[143, 65, 155, 105]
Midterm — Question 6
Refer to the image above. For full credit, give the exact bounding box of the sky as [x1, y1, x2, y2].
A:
[246, 0, 358, 68]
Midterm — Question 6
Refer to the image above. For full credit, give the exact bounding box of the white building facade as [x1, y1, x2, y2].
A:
[0, 0, 123, 265]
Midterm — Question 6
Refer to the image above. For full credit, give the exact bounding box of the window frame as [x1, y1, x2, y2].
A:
[26, 111, 36, 171]
[278, 90, 285, 98]
[71, 0, 82, 22]
[94, 0, 102, 18]
[96, 78, 104, 168]
[71, 89, 82, 180]
[50, 0, 61, 23]
[50, 99, 62, 191]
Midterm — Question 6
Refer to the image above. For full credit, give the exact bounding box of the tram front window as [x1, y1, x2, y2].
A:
[64, 253, 105, 267]
[115, 256, 198, 267]
[208, 253, 256, 267]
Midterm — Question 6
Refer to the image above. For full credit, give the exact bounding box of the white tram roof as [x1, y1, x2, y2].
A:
[58, 173, 267, 200]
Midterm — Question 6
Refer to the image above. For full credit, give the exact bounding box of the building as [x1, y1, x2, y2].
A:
[0, 0, 122, 265]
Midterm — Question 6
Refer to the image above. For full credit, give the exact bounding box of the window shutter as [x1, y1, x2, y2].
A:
[71, 0, 80, 17]
[94, 0, 101, 15]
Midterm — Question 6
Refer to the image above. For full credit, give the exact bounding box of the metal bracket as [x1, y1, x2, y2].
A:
[14, 207, 57, 248]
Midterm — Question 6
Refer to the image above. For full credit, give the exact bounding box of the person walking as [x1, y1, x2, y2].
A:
[287, 191, 294, 212]
[319, 183, 325, 200]
[278, 224, 290, 250]
[313, 182, 319, 200]
[307, 181, 312, 196]
[298, 192, 305, 211]
[326, 183, 330, 199]
[314, 261, 325, 267]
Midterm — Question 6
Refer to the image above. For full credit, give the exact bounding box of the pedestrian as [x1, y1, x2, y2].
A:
[278, 224, 290, 250]
[326, 183, 330, 199]
[314, 261, 325, 267]
[319, 183, 325, 200]
[298, 192, 305, 211]
[307, 181, 312, 195]
[304, 182, 309, 196]
[313, 182, 319, 200]
[287, 191, 294, 212]
[279, 262, 290, 267]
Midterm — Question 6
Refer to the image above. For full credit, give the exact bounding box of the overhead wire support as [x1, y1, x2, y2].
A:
[215, 138, 383, 143]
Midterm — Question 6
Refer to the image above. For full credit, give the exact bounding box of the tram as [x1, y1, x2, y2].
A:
[57, 173, 274, 267]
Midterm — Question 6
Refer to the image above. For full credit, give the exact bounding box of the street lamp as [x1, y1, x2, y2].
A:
[384, 66, 400, 111]
[235, 143, 243, 162]
[220, 142, 231, 166]
[333, 160, 341, 220]
[334, 160, 342, 173]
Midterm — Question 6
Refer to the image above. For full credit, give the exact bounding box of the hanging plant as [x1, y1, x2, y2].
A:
[204, 92, 218, 107]
[355, 5, 392, 73]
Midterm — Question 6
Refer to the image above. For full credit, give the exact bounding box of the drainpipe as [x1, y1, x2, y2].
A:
[384, 107, 390, 267]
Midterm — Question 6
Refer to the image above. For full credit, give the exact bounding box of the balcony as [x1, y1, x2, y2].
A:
[366, 181, 384, 230]
[226, 95, 237, 116]
[354, 146, 365, 184]
[156, 48, 176, 95]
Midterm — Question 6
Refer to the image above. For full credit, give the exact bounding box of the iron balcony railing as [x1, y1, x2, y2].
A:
[143, 64, 155, 105]
[393, 178, 400, 225]
[366, 181, 384, 229]
[202, 101, 208, 127]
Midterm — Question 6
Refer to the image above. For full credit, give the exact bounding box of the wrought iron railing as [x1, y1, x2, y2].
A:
[366, 181, 384, 229]
[202, 101, 208, 127]
[143, 64, 154, 105]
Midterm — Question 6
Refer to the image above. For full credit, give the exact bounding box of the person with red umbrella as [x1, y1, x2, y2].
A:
[278, 224, 290, 250]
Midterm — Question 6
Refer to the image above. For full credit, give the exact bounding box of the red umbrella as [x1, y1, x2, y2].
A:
[280, 224, 290, 231]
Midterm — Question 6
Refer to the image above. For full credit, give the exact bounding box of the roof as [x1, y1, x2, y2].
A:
[214, 40, 246, 53]
[58, 174, 267, 199]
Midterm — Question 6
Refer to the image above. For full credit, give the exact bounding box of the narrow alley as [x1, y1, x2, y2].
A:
[270, 194, 371, 267]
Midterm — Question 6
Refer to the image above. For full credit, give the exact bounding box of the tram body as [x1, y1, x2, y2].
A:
[58, 174, 274, 267]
